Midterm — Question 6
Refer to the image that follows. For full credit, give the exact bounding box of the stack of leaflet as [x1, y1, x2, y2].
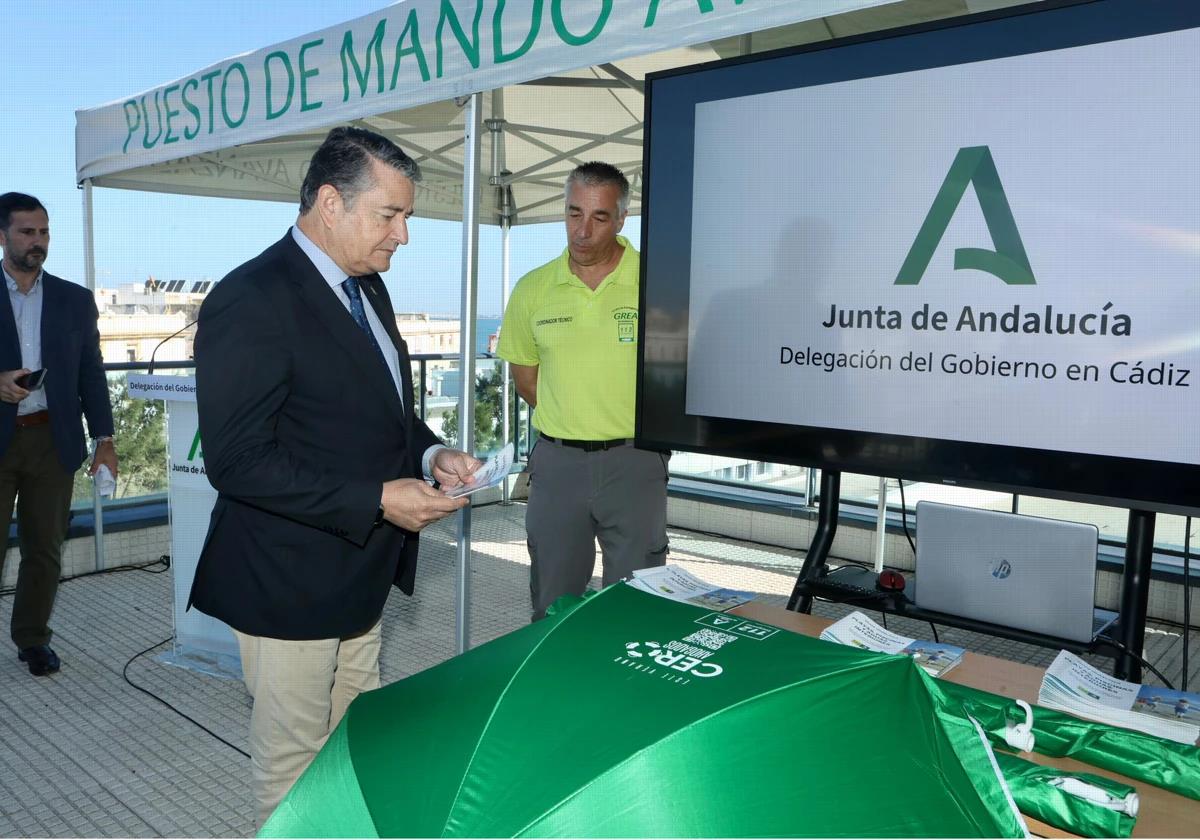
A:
[820, 611, 965, 679]
[625, 564, 756, 611]
[1038, 650, 1200, 745]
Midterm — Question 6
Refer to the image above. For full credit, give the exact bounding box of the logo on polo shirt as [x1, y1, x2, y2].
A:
[613, 307, 638, 342]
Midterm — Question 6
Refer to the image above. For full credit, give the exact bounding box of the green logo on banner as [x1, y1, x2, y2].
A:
[895, 145, 1036, 286]
[187, 429, 203, 461]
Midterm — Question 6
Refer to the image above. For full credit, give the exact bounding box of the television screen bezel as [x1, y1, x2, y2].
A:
[636, 0, 1200, 516]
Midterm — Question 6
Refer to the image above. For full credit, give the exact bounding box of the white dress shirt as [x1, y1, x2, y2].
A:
[4, 266, 47, 416]
[290, 226, 443, 478]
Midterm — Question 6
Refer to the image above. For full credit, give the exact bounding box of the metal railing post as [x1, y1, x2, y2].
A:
[419, 359, 428, 420]
[92, 478, 105, 571]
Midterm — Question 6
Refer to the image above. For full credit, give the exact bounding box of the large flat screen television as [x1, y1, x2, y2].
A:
[637, 0, 1200, 515]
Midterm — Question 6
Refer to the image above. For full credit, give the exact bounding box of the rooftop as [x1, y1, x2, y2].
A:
[1, 502, 1196, 837]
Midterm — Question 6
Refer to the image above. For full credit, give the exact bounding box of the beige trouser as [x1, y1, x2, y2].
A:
[234, 618, 382, 828]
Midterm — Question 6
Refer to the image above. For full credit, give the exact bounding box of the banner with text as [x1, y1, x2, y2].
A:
[76, 0, 887, 182]
[162, 392, 235, 667]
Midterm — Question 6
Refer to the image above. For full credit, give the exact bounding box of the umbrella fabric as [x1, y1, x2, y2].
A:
[263, 584, 1027, 838]
[942, 682, 1200, 801]
[993, 750, 1137, 838]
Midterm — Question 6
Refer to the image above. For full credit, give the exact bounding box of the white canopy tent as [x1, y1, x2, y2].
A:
[76, 0, 1027, 651]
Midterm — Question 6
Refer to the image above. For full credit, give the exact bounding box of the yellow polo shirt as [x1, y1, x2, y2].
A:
[497, 236, 640, 440]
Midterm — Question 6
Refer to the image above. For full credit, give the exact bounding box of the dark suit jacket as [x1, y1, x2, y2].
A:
[0, 272, 113, 470]
[188, 232, 442, 640]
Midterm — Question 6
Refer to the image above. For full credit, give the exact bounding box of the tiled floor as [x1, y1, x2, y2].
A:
[1, 501, 1196, 837]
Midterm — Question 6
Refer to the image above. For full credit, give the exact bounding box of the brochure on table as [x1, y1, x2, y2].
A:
[820, 611, 965, 679]
[626, 564, 756, 611]
[1039, 650, 1200, 745]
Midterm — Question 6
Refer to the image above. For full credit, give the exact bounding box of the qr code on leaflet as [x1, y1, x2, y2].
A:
[682, 629, 738, 651]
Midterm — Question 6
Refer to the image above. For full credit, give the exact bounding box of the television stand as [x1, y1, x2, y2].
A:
[786, 470, 1157, 681]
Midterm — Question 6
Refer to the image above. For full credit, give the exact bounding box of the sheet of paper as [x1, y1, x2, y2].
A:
[820, 611, 965, 678]
[445, 443, 514, 498]
[819, 611, 913, 654]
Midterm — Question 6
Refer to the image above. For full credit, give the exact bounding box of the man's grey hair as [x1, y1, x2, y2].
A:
[564, 162, 630, 215]
[299, 126, 422, 214]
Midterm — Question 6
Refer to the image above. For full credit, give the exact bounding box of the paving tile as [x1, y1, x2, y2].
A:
[0, 503, 1195, 837]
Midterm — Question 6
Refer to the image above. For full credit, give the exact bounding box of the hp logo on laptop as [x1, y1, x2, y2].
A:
[991, 557, 1013, 579]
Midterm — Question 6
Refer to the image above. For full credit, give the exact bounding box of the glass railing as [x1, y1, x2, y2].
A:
[408, 355, 526, 457]
[57, 355, 521, 567]
[47, 358, 1198, 578]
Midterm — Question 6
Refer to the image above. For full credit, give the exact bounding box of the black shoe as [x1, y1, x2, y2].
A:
[18, 645, 61, 676]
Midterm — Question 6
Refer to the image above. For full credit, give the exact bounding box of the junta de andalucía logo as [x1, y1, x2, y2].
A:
[895, 145, 1036, 287]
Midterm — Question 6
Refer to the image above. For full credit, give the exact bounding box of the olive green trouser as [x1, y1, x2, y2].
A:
[0, 423, 75, 650]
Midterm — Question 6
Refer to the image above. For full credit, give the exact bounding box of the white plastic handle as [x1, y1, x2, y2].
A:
[1048, 778, 1140, 817]
[1004, 699, 1036, 752]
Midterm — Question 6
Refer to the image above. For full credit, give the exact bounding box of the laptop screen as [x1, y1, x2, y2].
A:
[913, 501, 1103, 643]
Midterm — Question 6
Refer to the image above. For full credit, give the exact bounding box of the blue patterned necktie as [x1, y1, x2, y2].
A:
[342, 276, 388, 367]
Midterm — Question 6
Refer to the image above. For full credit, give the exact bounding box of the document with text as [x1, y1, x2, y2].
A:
[445, 443, 514, 498]
[1038, 650, 1199, 744]
[820, 611, 965, 678]
[626, 565, 756, 611]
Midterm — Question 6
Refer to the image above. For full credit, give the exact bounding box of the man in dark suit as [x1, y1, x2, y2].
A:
[0, 192, 117, 676]
[190, 127, 480, 826]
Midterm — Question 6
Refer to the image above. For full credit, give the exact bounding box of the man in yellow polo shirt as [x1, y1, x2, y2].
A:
[498, 162, 669, 620]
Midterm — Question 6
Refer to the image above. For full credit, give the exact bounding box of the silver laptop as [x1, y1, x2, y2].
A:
[913, 501, 1117, 643]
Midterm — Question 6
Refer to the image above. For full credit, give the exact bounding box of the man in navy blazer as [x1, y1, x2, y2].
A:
[190, 127, 481, 826]
[0, 192, 117, 677]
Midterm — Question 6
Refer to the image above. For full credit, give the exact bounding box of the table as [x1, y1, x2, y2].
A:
[731, 602, 1199, 839]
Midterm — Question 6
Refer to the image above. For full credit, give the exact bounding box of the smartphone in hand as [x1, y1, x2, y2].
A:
[15, 369, 46, 390]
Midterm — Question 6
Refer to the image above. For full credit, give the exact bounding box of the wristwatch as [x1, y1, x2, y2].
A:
[374, 505, 386, 527]
[94, 435, 114, 445]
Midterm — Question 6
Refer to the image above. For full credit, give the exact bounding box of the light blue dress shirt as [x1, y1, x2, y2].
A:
[4, 266, 48, 416]
[290, 226, 443, 478]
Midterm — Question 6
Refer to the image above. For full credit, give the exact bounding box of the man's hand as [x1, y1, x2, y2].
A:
[430, 448, 484, 490]
[89, 439, 118, 479]
[0, 369, 31, 404]
[380, 478, 467, 531]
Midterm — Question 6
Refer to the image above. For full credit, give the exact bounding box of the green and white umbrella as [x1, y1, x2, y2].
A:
[262, 583, 1030, 837]
[942, 681, 1200, 803]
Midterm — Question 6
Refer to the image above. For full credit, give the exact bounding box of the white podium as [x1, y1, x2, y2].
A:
[128, 374, 239, 678]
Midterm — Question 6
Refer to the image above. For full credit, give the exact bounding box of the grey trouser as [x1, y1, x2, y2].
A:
[525, 439, 669, 620]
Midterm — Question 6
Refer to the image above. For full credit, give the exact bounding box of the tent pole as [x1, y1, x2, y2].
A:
[873, 476, 888, 574]
[82, 180, 97, 291]
[486, 90, 513, 503]
[500, 215, 511, 503]
[455, 92, 483, 655]
[81, 179, 106, 572]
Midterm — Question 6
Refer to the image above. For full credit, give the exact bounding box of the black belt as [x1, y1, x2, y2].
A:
[540, 434, 632, 452]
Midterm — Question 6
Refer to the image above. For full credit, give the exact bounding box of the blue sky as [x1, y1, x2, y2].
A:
[2, 1, 639, 317]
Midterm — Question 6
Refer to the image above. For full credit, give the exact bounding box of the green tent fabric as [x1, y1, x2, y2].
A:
[993, 751, 1137, 838]
[941, 682, 1200, 802]
[262, 584, 1027, 838]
